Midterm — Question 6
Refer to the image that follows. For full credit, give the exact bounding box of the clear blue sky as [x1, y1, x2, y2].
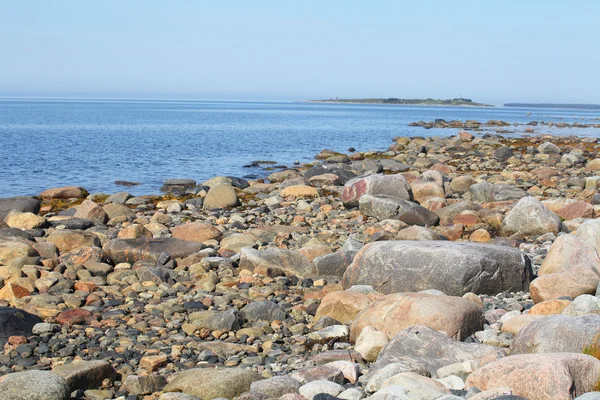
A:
[1, 1, 598, 104]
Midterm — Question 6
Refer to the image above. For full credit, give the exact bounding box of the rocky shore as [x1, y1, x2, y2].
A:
[1, 131, 600, 400]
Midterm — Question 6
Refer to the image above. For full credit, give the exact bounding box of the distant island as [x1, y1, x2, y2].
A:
[504, 103, 600, 110]
[310, 97, 493, 107]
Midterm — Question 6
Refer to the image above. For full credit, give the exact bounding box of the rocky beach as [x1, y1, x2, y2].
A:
[2, 129, 600, 400]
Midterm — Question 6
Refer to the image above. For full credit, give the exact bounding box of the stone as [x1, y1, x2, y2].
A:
[380, 372, 450, 399]
[102, 203, 135, 220]
[3, 212, 46, 230]
[538, 141, 561, 154]
[0, 306, 42, 339]
[73, 200, 108, 225]
[280, 185, 320, 198]
[0, 370, 70, 400]
[171, 222, 221, 243]
[140, 354, 168, 372]
[529, 299, 571, 315]
[529, 267, 599, 303]
[359, 195, 440, 226]
[538, 234, 600, 276]
[500, 314, 543, 335]
[298, 380, 344, 400]
[556, 201, 594, 220]
[494, 147, 514, 161]
[577, 219, 600, 252]
[364, 361, 430, 394]
[163, 368, 262, 400]
[373, 325, 505, 375]
[159, 394, 201, 400]
[241, 301, 286, 322]
[342, 241, 532, 296]
[0, 241, 38, 265]
[511, 314, 600, 354]
[250, 376, 301, 397]
[204, 184, 239, 209]
[195, 309, 243, 331]
[315, 290, 375, 324]
[450, 176, 476, 194]
[500, 197, 561, 237]
[220, 233, 258, 253]
[562, 294, 600, 316]
[411, 180, 446, 204]
[396, 226, 446, 241]
[104, 237, 204, 264]
[291, 365, 345, 384]
[342, 174, 412, 208]
[105, 192, 132, 204]
[47, 230, 101, 253]
[350, 293, 484, 342]
[0, 196, 40, 220]
[52, 360, 116, 391]
[55, 308, 92, 325]
[470, 182, 494, 203]
[465, 353, 600, 400]
[308, 324, 349, 343]
[122, 374, 167, 395]
[355, 325, 389, 361]
[40, 186, 88, 199]
[239, 247, 316, 278]
[326, 361, 359, 383]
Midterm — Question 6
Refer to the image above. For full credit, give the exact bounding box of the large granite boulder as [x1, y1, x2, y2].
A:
[373, 325, 505, 375]
[163, 368, 262, 400]
[0, 196, 40, 220]
[342, 241, 532, 296]
[342, 174, 412, 208]
[104, 238, 204, 264]
[350, 292, 484, 342]
[0, 307, 42, 339]
[511, 314, 600, 354]
[465, 353, 600, 400]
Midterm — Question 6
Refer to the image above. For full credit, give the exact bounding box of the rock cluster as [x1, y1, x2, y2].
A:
[1, 132, 600, 399]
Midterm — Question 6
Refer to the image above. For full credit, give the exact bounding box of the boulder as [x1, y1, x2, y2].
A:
[239, 247, 316, 278]
[0, 241, 38, 264]
[171, 222, 221, 243]
[538, 234, 600, 276]
[0, 370, 70, 400]
[104, 238, 204, 264]
[73, 200, 108, 225]
[240, 301, 286, 323]
[0, 306, 42, 339]
[373, 325, 505, 375]
[342, 241, 532, 296]
[465, 353, 600, 400]
[280, 185, 320, 198]
[538, 141, 561, 154]
[203, 184, 239, 209]
[3, 212, 46, 230]
[380, 372, 450, 398]
[530, 267, 599, 303]
[355, 325, 389, 362]
[40, 186, 88, 199]
[250, 376, 301, 397]
[220, 233, 258, 253]
[350, 292, 484, 342]
[577, 219, 600, 252]
[0, 196, 40, 220]
[500, 197, 561, 237]
[562, 295, 600, 316]
[359, 195, 439, 226]
[342, 174, 412, 208]
[102, 203, 135, 220]
[47, 230, 101, 253]
[163, 368, 262, 400]
[52, 360, 116, 391]
[511, 314, 600, 354]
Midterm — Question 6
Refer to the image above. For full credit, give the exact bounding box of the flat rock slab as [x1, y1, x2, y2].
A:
[342, 241, 533, 296]
[104, 238, 204, 264]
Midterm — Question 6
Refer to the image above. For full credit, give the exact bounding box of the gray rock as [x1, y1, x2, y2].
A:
[159, 394, 202, 400]
[104, 237, 204, 264]
[575, 393, 600, 400]
[0, 196, 40, 220]
[469, 182, 494, 203]
[0, 306, 42, 339]
[373, 326, 506, 376]
[314, 252, 349, 277]
[511, 314, 600, 354]
[494, 147, 514, 161]
[250, 376, 301, 397]
[359, 195, 439, 226]
[163, 368, 262, 400]
[239, 247, 316, 278]
[342, 174, 413, 208]
[121, 374, 167, 395]
[196, 309, 243, 331]
[52, 360, 117, 391]
[241, 301, 286, 323]
[304, 165, 357, 185]
[342, 241, 532, 296]
[299, 380, 344, 400]
[501, 197, 561, 237]
[105, 192, 132, 204]
[492, 184, 527, 202]
[538, 141, 561, 154]
[203, 184, 239, 209]
[365, 361, 430, 394]
[562, 295, 600, 316]
[0, 370, 70, 400]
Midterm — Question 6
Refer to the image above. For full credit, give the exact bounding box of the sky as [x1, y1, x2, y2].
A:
[1, 1, 599, 105]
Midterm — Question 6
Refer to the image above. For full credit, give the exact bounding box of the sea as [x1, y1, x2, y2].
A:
[1, 99, 599, 198]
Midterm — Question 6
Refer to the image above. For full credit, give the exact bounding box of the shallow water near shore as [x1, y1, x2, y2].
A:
[1, 98, 600, 197]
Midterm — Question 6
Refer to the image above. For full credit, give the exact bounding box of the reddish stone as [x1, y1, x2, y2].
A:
[55, 308, 92, 325]
[453, 213, 479, 227]
[556, 202, 593, 220]
[74, 282, 98, 292]
[8, 336, 27, 345]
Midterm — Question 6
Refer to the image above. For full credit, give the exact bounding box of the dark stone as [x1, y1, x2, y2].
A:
[241, 301, 286, 323]
[104, 238, 204, 264]
[48, 218, 94, 230]
[0, 307, 42, 340]
[0, 197, 40, 220]
[303, 165, 357, 184]
[494, 147, 514, 161]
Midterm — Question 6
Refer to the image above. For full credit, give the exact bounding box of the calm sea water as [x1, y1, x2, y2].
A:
[1, 99, 599, 197]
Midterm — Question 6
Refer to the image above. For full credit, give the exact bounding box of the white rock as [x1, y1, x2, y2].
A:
[299, 380, 344, 400]
[355, 325, 389, 362]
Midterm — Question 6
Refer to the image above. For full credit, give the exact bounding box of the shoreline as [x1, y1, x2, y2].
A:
[1, 130, 600, 398]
